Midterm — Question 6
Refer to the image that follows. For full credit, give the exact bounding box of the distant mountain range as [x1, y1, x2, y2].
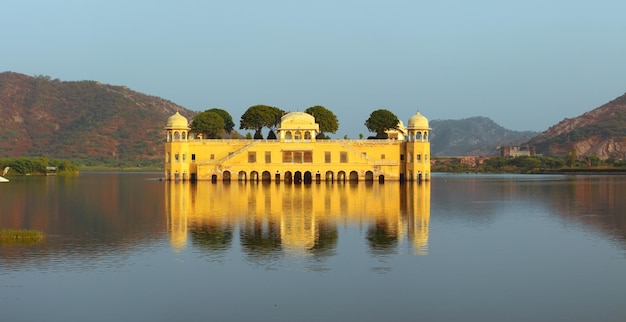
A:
[430, 117, 538, 156]
[428, 92, 626, 159]
[1, 71, 624, 165]
[527, 93, 626, 159]
[0, 72, 195, 166]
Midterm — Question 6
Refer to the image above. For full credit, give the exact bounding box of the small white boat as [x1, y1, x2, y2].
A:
[0, 176, 8, 183]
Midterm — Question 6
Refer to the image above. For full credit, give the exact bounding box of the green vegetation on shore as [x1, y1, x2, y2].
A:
[433, 155, 626, 174]
[0, 229, 45, 244]
[0, 157, 79, 176]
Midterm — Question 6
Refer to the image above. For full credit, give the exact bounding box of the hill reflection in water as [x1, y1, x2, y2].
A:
[166, 182, 431, 258]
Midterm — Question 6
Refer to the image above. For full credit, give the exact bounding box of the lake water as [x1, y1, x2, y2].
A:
[1, 172, 625, 322]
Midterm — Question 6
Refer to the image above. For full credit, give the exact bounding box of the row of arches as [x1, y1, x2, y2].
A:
[210, 170, 385, 184]
[282, 130, 315, 142]
[167, 130, 188, 142]
[407, 131, 429, 142]
[170, 171, 428, 183]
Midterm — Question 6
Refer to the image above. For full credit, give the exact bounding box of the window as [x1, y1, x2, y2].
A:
[210, 154, 214, 160]
[303, 151, 312, 163]
[283, 151, 313, 163]
[340, 152, 348, 163]
[191, 154, 196, 161]
[265, 151, 271, 163]
[400, 154, 404, 161]
[175, 153, 179, 162]
[248, 151, 256, 163]
[182, 154, 186, 162]
[416, 154, 421, 163]
[325, 151, 331, 163]
[381, 154, 385, 160]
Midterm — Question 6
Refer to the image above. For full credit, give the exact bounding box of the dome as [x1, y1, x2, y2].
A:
[166, 112, 189, 129]
[280, 112, 316, 127]
[407, 111, 430, 129]
[279, 112, 319, 131]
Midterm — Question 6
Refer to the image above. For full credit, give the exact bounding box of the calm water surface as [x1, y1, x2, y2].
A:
[1, 173, 625, 322]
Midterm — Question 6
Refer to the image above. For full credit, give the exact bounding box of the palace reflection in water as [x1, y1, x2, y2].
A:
[165, 181, 430, 258]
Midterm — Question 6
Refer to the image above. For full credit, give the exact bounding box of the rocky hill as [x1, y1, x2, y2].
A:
[527, 93, 626, 159]
[430, 117, 538, 156]
[0, 72, 196, 166]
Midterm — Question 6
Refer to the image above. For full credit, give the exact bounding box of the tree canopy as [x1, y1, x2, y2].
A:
[304, 105, 339, 139]
[0, 157, 78, 175]
[206, 108, 235, 133]
[240, 105, 284, 139]
[191, 110, 226, 139]
[364, 109, 400, 139]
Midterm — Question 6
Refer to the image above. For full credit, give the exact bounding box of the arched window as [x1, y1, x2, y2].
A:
[325, 171, 334, 182]
[304, 131, 312, 141]
[262, 171, 272, 182]
[303, 171, 312, 184]
[294, 171, 302, 183]
[349, 171, 359, 182]
[250, 171, 259, 182]
[285, 132, 293, 142]
[174, 131, 181, 140]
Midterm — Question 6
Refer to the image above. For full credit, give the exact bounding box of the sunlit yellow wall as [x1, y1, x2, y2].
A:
[164, 111, 431, 182]
[405, 140, 431, 181]
[165, 139, 433, 182]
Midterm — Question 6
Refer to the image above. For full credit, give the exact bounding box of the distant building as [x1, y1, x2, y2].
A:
[497, 145, 536, 157]
[164, 111, 431, 182]
[432, 156, 489, 168]
[385, 120, 407, 140]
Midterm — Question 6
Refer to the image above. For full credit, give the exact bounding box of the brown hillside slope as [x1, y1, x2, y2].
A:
[0, 71, 195, 165]
[527, 92, 626, 159]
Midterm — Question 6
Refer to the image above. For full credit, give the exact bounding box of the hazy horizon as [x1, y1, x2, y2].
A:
[3, 0, 625, 137]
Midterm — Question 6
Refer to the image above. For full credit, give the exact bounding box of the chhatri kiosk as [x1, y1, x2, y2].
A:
[164, 111, 431, 183]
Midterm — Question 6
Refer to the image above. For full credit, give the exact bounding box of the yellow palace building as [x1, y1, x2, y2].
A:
[164, 110, 431, 183]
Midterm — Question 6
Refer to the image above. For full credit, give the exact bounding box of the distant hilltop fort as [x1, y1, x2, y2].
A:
[164, 111, 431, 183]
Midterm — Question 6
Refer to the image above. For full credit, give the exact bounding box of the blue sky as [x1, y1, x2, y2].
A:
[3, 0, 626, 137]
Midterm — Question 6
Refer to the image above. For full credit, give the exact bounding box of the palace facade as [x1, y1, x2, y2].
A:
[164, 110, 431, 183]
